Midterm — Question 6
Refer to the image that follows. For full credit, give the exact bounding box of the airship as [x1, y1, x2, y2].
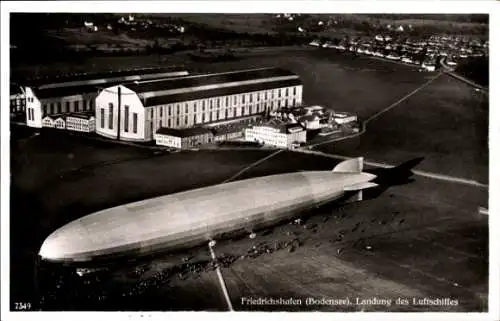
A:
[39, 157, 380, 264]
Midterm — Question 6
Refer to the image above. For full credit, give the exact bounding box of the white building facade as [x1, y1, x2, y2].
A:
[23, 67, 188, 129]
[66, 113, 96, 133]
[95, 68, 303, 142]
[245, 121, 306, 149]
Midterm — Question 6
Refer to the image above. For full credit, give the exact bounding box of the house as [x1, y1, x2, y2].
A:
[66, 112, 96, 133]
[155, 127, 214, 149]
[244, 118, 306, 149]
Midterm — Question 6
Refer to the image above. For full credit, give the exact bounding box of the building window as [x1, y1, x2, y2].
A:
[75, 101, 80, 112]
[168, 106, 171, 115]
[168, 119, 171, 127]
[202, 114, 205, 123]
[242, 95, 245, 104]
[57, 102, 62, 113]
[194, 103, 197, 112]
[278, 89, 282, 98]
[65, 102, 70, 113]
[185, 116, 188, 125]
[124, 105, 129, 132]
[257, 93, 260, 101]
[100, 108, 105, 128]
[83, 100, 88, 111]
[89, 100, 94, 110]
[176, 118, 180, 126]
[151, 109, 153, 118]
[241, 107, 244, 115]
[265, 91, 268, 100]
[194, 114, 197, 123]
[293, 87, 297, 95]
[217, 98, 220, 108]
[49, 103, 54, 114]
[225, 96, 229, 106]
[233, 96, 237, 105]
[250, 105, 253, 114]
[286, 88, 289, 96]
[160, 107, 163, 118]
[176, 105, 180, 114]
[202, 101, 206, 111]
[133, 113, 138, 133]
[210, 100, 213, 109]
[284, 100, 288, 108]
[225, 109, 228, 119]
[217, 111, 220, 120]
[43, 104, 48, 115]
[185, 104, 188, 113]
[250, 94, 253, 103]
[293, 98, 296, 107]
[209, 112, 212, 122]
[108, 103, 113, 130]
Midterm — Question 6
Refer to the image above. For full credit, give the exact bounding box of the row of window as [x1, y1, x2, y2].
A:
[153, 99, 298, 129]
[43, 100, 94, 115]
[100, 107, 138, 134]
[151, 87, 297, 117]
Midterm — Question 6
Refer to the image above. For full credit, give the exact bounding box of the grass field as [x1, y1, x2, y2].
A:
[316, 73, 489, 183]
[9, 48, 488, 311]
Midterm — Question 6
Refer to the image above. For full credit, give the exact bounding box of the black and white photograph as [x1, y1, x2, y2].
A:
[1, 1, 498, 320]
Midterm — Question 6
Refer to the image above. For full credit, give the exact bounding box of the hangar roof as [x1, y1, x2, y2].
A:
[126, 67, 297, 94]
[142, 78, 302, 107]
[32, 67, 188, 99]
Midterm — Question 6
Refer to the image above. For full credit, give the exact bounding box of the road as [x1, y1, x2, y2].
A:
[439, 56, 487, 93]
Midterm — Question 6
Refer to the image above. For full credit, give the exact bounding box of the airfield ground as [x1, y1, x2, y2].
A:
[9, 47, 488, 311]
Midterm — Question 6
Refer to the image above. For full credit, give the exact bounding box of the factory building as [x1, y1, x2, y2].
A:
[244, 118, 306, 149]
[155, 127, 214, 149]
[10, 84, 26, 118]
[23, 67, 189, 128]
[66, 112, 96, 133]
[95, 67, 303, 142]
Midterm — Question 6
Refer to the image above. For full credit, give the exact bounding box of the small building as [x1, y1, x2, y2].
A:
[299, 114, 322, 130]
[333, 112, 357, 125]
[244, 119, 306, 149]
[53, 115, 67, 129]
[42, 115, 55, 128]
[212, 126, 245, 142]
[66, 112, 96, 133]
[155, 127, 214, 149]
[421, 63, 436, 72]
[10, 84, 26, 117]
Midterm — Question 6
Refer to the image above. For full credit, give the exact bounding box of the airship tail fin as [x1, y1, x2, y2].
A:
[344, 182, 379, 202]
[332, 157, 363, 173]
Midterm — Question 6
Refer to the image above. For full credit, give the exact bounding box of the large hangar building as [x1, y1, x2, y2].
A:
[95, 67, 303, 142]
[23, 67, 189, 128]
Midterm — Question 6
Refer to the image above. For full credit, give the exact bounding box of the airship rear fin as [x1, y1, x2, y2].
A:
[344, 182, 379, 191]
[332, 157, 364, 173]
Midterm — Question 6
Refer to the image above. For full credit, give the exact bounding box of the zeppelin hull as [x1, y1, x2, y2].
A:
[39, 170, 371, 264]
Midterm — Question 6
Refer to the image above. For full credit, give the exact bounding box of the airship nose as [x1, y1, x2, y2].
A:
[39, 223, 92, 262]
